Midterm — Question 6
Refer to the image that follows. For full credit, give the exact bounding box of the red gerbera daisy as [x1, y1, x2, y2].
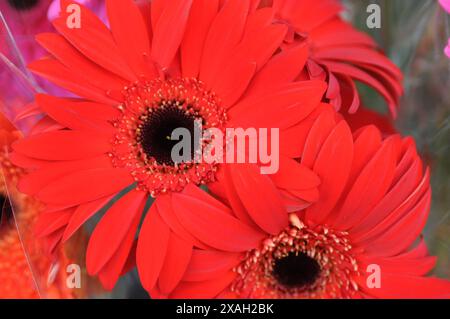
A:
[259, 0, 403, 118]
[148, 120, 450, 299]
[10, 0, 328, 289]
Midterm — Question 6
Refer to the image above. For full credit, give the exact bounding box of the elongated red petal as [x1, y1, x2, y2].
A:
[357, 273, 450, 299]
[181, 0, 219, 78]
[37, 168, 134, 206]
[106, 0, 155, 78]
[345, 125, 382, 187]
[18, 155, 112, 195]
[359, 187, 431, 257]
[53, 0, 136, 81]
[352, 158, 426, 238]
[200, 0, 250, 85]
[211, 20, 287, 106]
[86, 189, 146, 275]
[245, 43, 309, 97]
[28, 58, 119, 105]
[305, 121, 354, 224]
[358, 254, 436, 277]
[97, 198, 145, 290]
[158, 233, 193, 295]
[137, 203, 170, 292]
[183, 249, 242, 282]
[36, 94, 119, 132]
[228, 164, 287, 235]
[229, 81, 326, 129]
[62, 194, 115, 242]
[151, 0, 193, 69]
[362, 172, 430, 243]
[212, 61, 256, 108]
[35, 33, 127, 92]
[34, 209, 73, 238]
[332, 138, 397, 230]
[13, 130, 111, 160]
[169, 271, 236, 299]
[172, 192, 265, 252]
[301, 107, 337, 168]
[9, 152, 47, 169]
[271, 155, 320, 191]
[155, 194, 209, 249]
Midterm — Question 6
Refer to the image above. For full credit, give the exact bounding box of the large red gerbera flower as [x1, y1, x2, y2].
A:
[149, 120, 450, 298]
[259, 0, 403, 118]
[10, 0, 328, 289]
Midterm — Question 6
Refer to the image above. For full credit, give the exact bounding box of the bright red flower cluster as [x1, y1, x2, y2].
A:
[2, 0, 449, 298]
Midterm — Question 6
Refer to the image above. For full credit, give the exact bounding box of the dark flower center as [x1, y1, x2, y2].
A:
[272, 252, 321, 289]
[7, 0, 39, 10]
[138, 103, 201, 166]
[233, 221, 359, 298]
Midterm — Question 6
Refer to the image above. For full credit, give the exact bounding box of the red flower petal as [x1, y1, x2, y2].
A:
[53, 0, 136, 81]
[352, 155, 424, 237]
[271, 155, 320, 191]
[228, 164, 288, 235]
[301, 107, 338, 168]
[158, 233, 193, 295]
[18, 155, 112, 195]
[221, 166, 258, 228]
[200, 0, 251, 85]
[12, 130, 111, 160]
[274, 0, 342, 32]
[155, 194, 209, 249]
[172, 192, 265, 252]
[345, 125, 382, 187]
[137, 203, 170, 292]
[229, 81, 327, 129]
[28, 58, 118, 105]
[332, 137, 397, 230]
[181, 0, 219, 78]
[36, 33, 127, 93]
[62, 194, 115, 242]
[357, 273, 450, 299]
[304, 121, 354, 224]
[358, 182, 431, 257]
[34, 209, 73, 238]
[36, 94, 120, 132]
[169, 271, 236, 299]
[278, 104, 333, 159]
[183, 249, 242, 282]
[183, 249, 242, 281]
[9, 152, 48, 169]
[358, 254, 436, 277]
[106, 0, 155, 79]
[97, 198, 146, 290]
[325, 61, 398, 117]
[86, 189, 146, 275]
[37, 168, 134, 206]
[212, 19, 287, 106]
[151, 0, 193, 69]
[245, 42, 309, 97]
[212, 61, 256, 108]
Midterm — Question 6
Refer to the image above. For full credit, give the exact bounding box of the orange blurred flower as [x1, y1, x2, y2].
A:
[0, 114, 79, 298]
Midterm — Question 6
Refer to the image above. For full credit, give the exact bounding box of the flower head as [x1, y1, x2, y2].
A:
[151, 119, 450, 298]
[11, 0, 327, 289]
[259, 0, 403, 117]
